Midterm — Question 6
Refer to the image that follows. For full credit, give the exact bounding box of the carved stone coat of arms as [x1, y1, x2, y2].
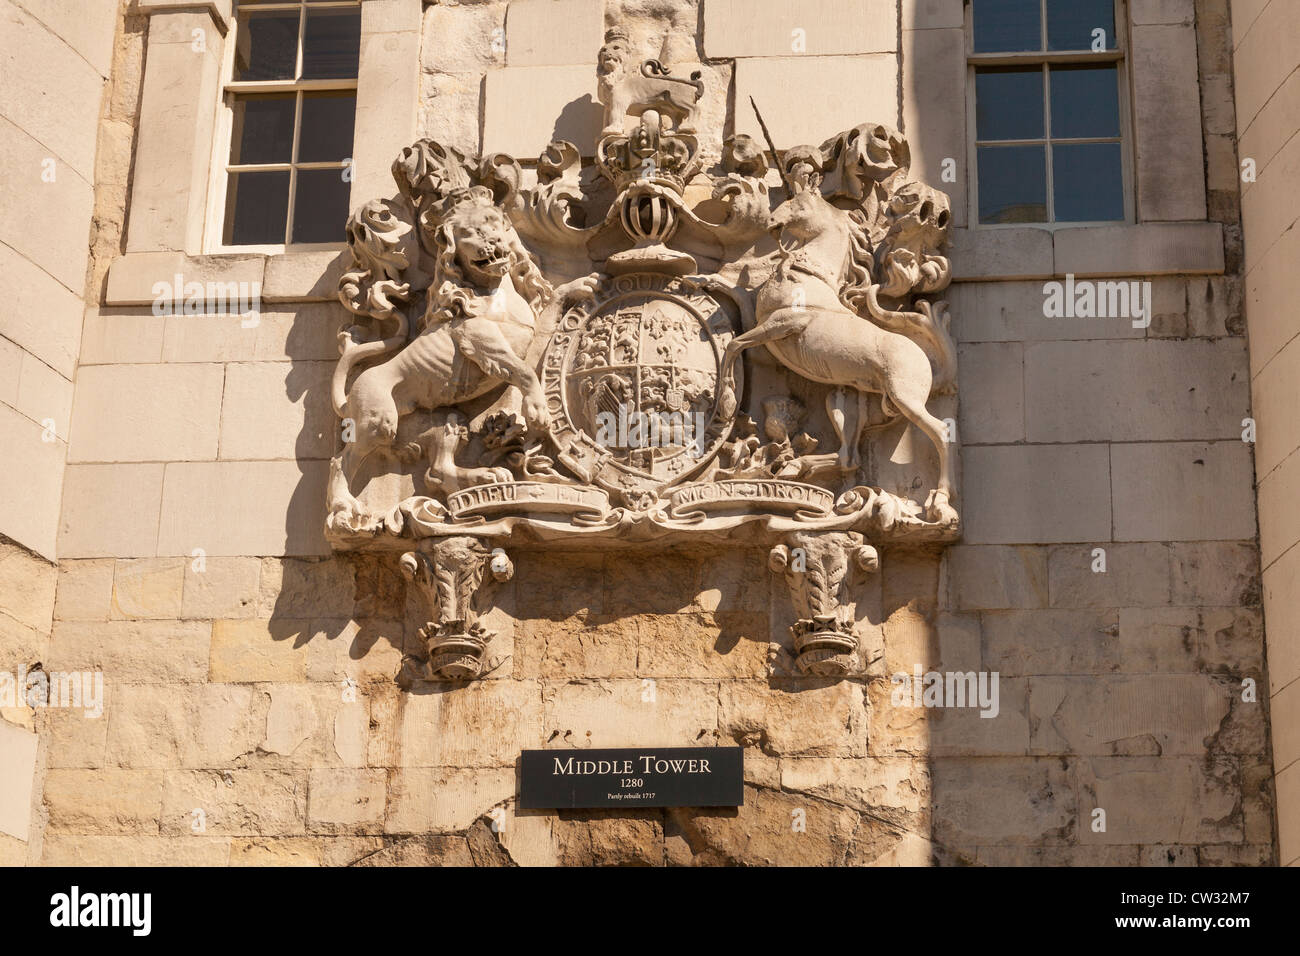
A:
[328, 29, 960, 683]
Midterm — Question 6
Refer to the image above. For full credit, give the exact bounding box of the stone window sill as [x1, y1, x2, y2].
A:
[104, 249, 350, 307]
[951, 222, 1226, 281]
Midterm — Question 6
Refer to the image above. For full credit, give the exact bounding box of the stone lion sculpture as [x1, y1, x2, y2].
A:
[596, 27, 703, 135]
[330, 185, 595, 529]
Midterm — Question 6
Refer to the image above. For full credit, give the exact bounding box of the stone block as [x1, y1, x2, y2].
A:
[507, 0, 603, 66]
[948, 229, 1054, 281]
[947, 280, 1144, 342]
[539, 678, 718, 751]
[155, 460, 331, 557]
[385, 767, 513, 834]
[0, 404, 65, 558]
[369, 680, 542, 767]
[1048, 542, 1173, 607]
[705, 0, 896, 58]
[1028, 676, 1230, 755]
[1186, 275, 1244, 337]
[781, 757, 929, 827]
[419, 71, 484, 159]
[1116, 607, 1199, 672]
[48, 619, 210, 683]
[981, 609, 1120, 676]
[43, 768, 164, 834]
[361, 0, 421, 35]
[638, 612, 770, 679]
[1254, 334, 1300, 478]
[0, 539, 56, 633]
[513, 614, 638, 679]
[111, 557, 185, 620]
[956, 342, 1023, 443]
[1076, 756, 1241, 845]
[79, 310, 165, 366]
[423, 0, 504, 73]
[181, 556, 260, 619]
[1025, 339, 1248, 443]
[68, 363, 224, 463]
[106, 682, 259, 769]
[219, 361, 336, 461]
[58, 463, 165, 559]
[1052, 224, 1224, 277]
[1171, 541, 1259, 606]
[0, 116, 94, 295]
[1262, 544, 1300, 691]
[262, 251, 351, 303]
[306, 768, 387, 833]
[942, 545, 1049, 611]
[733, 55, 898, 148]
[903, 27, 966, 225]
[160, 769, 307, 836]
[55, 558, 114, 622]
[1132, 0, 1196, 24]
[352, 28, 421, 209]
[1131, 23, 1207, 220]
[0, 1, 106, 180]
[902, 0, 964, 30]
[962, 445, 1112, 545]
[40, 835, 232, 866]
[14, 353, 72, 441]
[1258, 450, 1300, 569]
[927, 676, 1032, 755]
[1110, 441, 1257, 541]
[0, 242, 84, 377]
[209, 619, 309, 682]
[931, 757, 1075, 847]
[719, 679, 866, 757]
[483, 64, 602, 158]
[105, 251, 266, 307]
[0, 720, 37, 839]
[1244, 219, 1300, 378]
[18, 0, 119, 76]
[1232, 0, 1300, 125]
[1237, 66, 1300, 186]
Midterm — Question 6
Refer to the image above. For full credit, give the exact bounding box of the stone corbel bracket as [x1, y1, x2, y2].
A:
[399, 536, 514, 681]
[768, 530, 880, 677]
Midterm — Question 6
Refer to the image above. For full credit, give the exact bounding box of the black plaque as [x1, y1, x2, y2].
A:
[519, 747, 744, 809]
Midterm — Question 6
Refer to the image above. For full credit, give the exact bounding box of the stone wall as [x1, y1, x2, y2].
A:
[2, 0, 1282, 865]
[0, 0, 122, 865]
[1230, 0, 1300, 866]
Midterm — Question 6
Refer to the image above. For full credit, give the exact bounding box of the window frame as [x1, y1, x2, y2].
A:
[964, 0, 1136, 230]
[205, 0, 360, 254]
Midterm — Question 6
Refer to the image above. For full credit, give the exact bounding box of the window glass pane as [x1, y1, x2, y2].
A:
[232, 10, 299, 81]
[972, 0, 1042, 53]
[298, 91, 356, 162]
[1052, 142, 1124, 221]
[224, 170, 290, 245]
[1047, 0, 1116, 51]
[1050, 65, 1119, 139]
[301, 8, 361, 79]
[228, 93, 296, 165]
[292, 168, 351, 243]
[978, 145, 1047, 223]
[976, 67, 1044, 141]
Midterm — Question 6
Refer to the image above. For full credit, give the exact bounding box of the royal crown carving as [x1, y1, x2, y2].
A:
[329, 32, 961, 682]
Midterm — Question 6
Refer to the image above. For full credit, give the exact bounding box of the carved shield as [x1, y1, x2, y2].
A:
[542, 273, 742, 497]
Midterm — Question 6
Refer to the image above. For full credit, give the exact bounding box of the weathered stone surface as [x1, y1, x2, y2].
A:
[160, 770, 307, 837]
[733, 55, 897, 148]
[963, 445, 1112, 545]
[384, 767, 513, 834]
[111, 557, 184, 619]
[1171, 541, 1259, 607]
[719, 680, 866, 757]
[704, 0, 896, 57]
[40, 835, 232, 866]
[553, 811, 663, 866]
[369, 680, 542, 767]
[943, 545, 1049, 610]
[507, 0, 603, 66]
[0, 720, 38, 840]
[543, 679, 716, 751]
[667, 787, 859, 866]
[781, 757, 929, 830]
[1111, 442, 1257, 542]
[350, 833, 474, 867]
[48, 619, 211, 683]
[1076, 756, 1241, 845]
[931, 758, 1075, 849]
[306, 768, 387, 834]
[1047, 543, 1173, 608]
[54, 558, 114, 622]
[209, 619, 309, 683]
[105, 683, 259, 769]
[1028, 676, 1231, 756]
[0, 540, 56, 633]
[43, 768, 163, 834]
[982, 610, 1120, 676]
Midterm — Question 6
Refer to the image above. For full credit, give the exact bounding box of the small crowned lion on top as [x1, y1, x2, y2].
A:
[596, 27, 704, 135]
